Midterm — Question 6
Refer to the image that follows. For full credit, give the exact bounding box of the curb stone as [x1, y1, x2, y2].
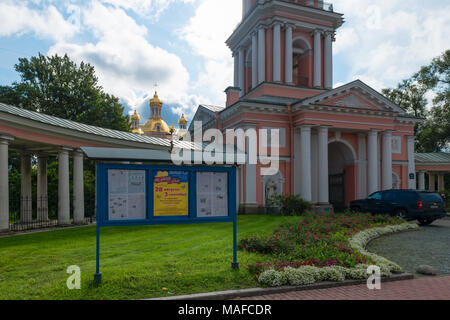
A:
[148, 273, 414, 300]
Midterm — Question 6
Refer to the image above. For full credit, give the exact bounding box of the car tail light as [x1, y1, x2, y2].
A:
[417, 201, 423, 210]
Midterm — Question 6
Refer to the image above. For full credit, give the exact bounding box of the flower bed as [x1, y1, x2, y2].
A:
[239, 212, 418, 287]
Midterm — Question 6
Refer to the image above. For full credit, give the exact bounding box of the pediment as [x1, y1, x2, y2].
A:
[300, 80, 407, 115]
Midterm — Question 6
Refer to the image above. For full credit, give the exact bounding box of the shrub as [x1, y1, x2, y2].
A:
[266, 194, 312, 216]
[283, 267, 317, 286]
[258, 269, 287, 287]
[319, 266, 346, 282]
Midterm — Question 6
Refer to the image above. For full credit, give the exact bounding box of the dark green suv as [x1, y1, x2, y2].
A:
[350, 190, 447, 225]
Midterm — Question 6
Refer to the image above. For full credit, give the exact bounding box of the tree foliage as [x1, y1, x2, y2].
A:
[0, 53, 130, 132]
[383, 50, 450, 152]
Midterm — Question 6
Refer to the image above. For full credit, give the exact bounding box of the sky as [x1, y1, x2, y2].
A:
[0, 0, 449, 126]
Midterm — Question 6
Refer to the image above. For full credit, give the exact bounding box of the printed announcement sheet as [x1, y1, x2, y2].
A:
[108, 170, 146, 221]
[196, 172, 228, 218]
[154, 171, 189, 216]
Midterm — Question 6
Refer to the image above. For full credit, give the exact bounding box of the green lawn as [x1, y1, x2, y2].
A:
[0, 215, 301, 300]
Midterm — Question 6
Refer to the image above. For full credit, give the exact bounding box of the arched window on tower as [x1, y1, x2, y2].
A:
[292, 37, 312, 87]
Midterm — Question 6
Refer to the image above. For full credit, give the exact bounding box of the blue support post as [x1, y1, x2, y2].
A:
[94, 218, 102, 282]
[231, 217, 239, 269]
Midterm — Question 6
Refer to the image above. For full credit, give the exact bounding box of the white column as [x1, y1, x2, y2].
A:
[238, 48, 245, 97]
[324, 32, 333, 89]
[368, 130, 379, 195]
[407, 136, 416, 189]
[311, 131, 318, 203]
[318, 126, 329, 204]
[73, 150, 85, 224]
[245, 136, 257, 205]
[0, 136, 12, 232]
[300, 126, 312, 202]
[418, 171, 426, 190]
[313, 30, 322, 88]
[285, 25, 293, 83]
[37, 156, 48, 221]
[429, 173, 436, 191]
[252, 33, 258, 89]
[20, 153, 32, 223]
[438, 174, 445, 191]
[234, 53, 239, 87]
[258, 27, 266, 84]
[382, 131, 393, 190]
[293, 128, 301, 194]
[58, 148, 71, 225]
[357, 134, 367, 199]
[273, 23, 281, 82]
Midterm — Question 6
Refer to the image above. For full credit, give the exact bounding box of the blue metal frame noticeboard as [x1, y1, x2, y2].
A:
[94, 163, 238, 281]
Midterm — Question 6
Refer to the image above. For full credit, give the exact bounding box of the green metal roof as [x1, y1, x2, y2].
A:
[415, 153, 450, 164]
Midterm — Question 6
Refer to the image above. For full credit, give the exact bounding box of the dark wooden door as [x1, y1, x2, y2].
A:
[329, 173, 346, 212]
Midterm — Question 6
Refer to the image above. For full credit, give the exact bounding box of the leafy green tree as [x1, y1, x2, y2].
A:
[383, 50, 449, 152]
[0, 53, 130, 131]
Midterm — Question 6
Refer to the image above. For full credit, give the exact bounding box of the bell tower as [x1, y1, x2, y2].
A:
[227, 0, 343, 101]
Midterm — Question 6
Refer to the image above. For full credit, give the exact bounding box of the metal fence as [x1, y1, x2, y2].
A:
[9, 194, 96, 232]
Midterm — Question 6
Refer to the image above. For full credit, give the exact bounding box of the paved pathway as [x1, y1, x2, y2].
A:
[244, 275, 450, 300]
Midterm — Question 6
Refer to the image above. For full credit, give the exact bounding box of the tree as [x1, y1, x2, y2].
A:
[0, 53, 131, 132]
[383, 50, 450, 152]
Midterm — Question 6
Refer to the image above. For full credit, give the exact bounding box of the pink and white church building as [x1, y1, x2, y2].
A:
[190, 0, 422, 213]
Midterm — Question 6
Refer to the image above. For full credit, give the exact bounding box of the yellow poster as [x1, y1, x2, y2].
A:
[154, 171, 189, 216]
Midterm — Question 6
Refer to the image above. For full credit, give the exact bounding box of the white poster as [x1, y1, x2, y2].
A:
[108, 170, 146, 221]
[196, 172, 228, 218]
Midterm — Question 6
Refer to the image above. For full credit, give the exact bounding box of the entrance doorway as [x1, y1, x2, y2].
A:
[328, 140, 357, 211]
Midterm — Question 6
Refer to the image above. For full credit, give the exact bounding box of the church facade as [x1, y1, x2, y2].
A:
[190, 0, 421, 213]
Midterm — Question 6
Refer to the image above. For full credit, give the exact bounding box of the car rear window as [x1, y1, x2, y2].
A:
[420, 193, 443, 202]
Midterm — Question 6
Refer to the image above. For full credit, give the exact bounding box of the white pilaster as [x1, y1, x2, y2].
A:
[252, 33, 258, 89]
[438, 174, 445, 191]
[293, 128, 301, 195]
[300, 126, 312, 202]
[21, 153, 32, 223]
[0, 136, 12, 232]
[311, 131, 318, 204]
[313, 30, 322, 88]
[238, 48, 245, 97]
[418, 171, 426, 190]
[324, 32, 333, 89]
[407, 136, 416, 189]
[245, 136, 257, 205]
[382, 131, 393, 190]
[273, 23, 281, 82]
[73, 150, 85, 224]
[357, 134, 367, 199]
[368, 130, 379, 195]
[429, 173, 436, 191]
[318, 126, 329, 204]
[37, 156, 48, 221]
[258, 27, 266, 84]
[58, 147, 71, 225]
[234, 53, 239, 88]
[285, 25, 293, 83]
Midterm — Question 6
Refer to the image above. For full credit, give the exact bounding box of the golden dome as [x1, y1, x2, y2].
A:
[131, 110, 141, 121]
[132, 127, 144, 135]
[178, 113, 188, 125]
[142, 118, 171, 134]
[150, 91, 163, 107]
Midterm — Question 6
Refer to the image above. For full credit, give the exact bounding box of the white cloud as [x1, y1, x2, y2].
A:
[334, 0, 450, 90]
[48, 1, 199, 118]
[0, 0, 78, 41]
[100, 0, 195, 20]
[179, 0, 241, 106]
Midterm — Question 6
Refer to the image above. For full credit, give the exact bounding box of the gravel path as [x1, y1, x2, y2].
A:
[367, 218, 450, 277]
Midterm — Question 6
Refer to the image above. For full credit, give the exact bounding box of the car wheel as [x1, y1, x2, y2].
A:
[394, 209, 408, 220]
[418, 218, 434, 226]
